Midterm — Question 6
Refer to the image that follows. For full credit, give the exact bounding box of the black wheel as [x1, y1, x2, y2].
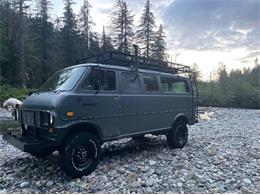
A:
[167, 120, 188, 148]
[29, 149, 54, 158]
[59, 132, 101, 178]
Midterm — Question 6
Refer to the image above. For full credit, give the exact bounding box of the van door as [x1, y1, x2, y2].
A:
[78, 67, 122, 138]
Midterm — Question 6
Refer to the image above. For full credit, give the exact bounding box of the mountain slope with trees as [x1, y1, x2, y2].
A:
[0, 0, 259, 109]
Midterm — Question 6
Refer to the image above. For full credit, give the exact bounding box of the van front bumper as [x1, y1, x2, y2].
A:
[3, 133, 54, 153]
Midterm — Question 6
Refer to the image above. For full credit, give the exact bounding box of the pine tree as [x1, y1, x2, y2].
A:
[151, 24, 167, 61]
[101, 26, 114, 52]
[35, 0, 53, 83]
[0, 1, 21, 86]
[136, 0, 156, 59]
[78, 0, 94, 56]
[61, 0, 79, 66]
[191, 63, 201, 81]
[110, 0, 134, 53]
[88, 31, 100, 56]
[15, 0, 31, 88]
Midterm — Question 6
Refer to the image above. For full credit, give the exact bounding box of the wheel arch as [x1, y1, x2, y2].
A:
[60, 121, 103, 146]
[172, 114, 190, 126]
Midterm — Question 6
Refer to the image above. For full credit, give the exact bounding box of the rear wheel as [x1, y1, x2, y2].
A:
[59, 132, 101, 178]
[167, 120, 188, 148]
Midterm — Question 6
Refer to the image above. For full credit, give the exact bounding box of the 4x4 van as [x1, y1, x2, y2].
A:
[3, 50, 198, 178]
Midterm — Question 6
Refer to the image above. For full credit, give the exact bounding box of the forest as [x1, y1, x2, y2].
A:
[0, 0, 259, 109]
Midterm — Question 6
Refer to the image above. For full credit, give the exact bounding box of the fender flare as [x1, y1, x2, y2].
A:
[58, 120, 104, 145]
[172, 114, 190, 126]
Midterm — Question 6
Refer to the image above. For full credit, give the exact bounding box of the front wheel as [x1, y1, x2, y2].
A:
[59, 132, 101, 178]
[167, 121, 188, 148]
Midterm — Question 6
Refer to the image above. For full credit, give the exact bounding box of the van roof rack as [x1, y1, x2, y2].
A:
[76, 50, 191, 75]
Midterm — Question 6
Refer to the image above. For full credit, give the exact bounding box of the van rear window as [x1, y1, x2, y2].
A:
[143, 75, 159, 92]
[161, 77, 190, 94]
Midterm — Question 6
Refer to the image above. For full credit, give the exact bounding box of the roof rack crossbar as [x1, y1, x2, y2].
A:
[76, 51, 191, 74]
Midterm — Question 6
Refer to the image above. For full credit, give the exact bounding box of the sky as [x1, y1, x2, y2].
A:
[46, 0, 260, 80]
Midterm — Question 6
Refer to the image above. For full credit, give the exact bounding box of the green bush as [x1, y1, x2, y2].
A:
[197, 65, 260, 109]
[0, 85, 30, 105]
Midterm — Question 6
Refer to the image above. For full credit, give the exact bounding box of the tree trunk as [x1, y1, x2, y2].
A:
[18, 0, 26, 88]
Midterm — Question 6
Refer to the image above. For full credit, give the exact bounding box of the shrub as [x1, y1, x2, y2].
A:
[0, 85, 30, 105]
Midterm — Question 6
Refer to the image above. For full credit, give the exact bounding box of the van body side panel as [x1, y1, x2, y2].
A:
[119, 94, 169, 135]
[159, 94, 193, 124]
[119, 94, 192, 136]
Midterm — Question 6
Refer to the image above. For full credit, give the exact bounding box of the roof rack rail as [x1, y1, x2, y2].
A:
[76, 50, 191, 75]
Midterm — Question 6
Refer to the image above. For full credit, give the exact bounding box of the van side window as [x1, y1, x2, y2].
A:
[143, 75, 159, 92]
[101, 70, 116, 91]
[121, 72, 142, 93]
[82, 68, 99, 90]
[82, 68, 116, 91]
[161, 77, 190, 93]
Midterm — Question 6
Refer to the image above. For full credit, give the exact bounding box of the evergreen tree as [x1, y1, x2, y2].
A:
[190, 63, 201, 81]
[151, 24, 167, 61]
[15, 0, 31, 88]
[101, 26, 114, 52]
[0, 0, 19, 85]
[88, 31, 100, 56]
[78, 0, 94, 56]
[136, 0, 156, 59]
[110, 0, 134, 53]
[61, 0, 79, 66]
[35, 0, 53, 83]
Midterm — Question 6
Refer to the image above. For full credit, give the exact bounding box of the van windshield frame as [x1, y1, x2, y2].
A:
[39, 66, 87, 92]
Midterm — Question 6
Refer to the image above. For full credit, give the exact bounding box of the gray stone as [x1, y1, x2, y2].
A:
[35, 181, 41, 187]
[145, 179, 154, 186]
[242, 178, 252, 185]
[130, 181, 141, 188]
[146, 187, 153, 193]
[20, 182, 29, 188]
[137, 187, 144, 194]
[149, 160, 157, 166]
[0, 189, 7, 194]
[46, 181, 54, 187]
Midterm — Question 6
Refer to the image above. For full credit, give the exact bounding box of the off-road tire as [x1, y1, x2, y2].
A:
[59, 132, 101, 178]
[167, 120, 188, 148]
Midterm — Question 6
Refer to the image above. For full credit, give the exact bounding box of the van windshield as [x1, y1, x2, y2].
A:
[39, 66, 87, 92]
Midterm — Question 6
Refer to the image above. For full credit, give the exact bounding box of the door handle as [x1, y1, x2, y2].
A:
[113, 96, 121, 101]
[82, 102, 99, 106]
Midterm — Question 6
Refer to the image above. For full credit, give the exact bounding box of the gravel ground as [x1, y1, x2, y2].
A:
[0, 108, 12, 121]
[0, 107, 260, 193]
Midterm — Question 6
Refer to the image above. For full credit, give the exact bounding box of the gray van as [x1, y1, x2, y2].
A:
[3, 50, 198, 178]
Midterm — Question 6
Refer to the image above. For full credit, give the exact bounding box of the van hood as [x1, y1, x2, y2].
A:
[21, 92, 60, 111]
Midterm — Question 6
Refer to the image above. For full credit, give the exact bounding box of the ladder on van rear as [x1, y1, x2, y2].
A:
[76, 47, 199, 123]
